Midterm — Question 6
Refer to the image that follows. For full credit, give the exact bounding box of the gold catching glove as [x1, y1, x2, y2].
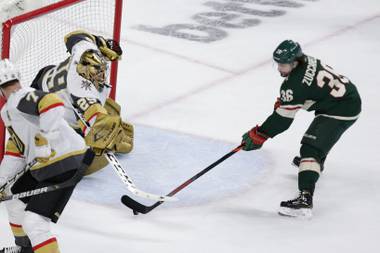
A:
[64, 30, 122, 61]
[104, 98, 121, 116]
[94, 35, 123, 61]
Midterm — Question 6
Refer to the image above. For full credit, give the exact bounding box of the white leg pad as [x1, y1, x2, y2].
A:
[23, 211, 53, 246]
[5, 199, 26, 225]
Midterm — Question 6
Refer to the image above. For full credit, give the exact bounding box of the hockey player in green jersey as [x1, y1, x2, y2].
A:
[241, 40, 361, 218]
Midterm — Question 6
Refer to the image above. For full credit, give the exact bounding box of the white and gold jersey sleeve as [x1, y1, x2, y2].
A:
[0, 87, 86, 181]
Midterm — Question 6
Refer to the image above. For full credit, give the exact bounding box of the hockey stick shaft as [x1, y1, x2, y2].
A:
[0, 149, 95, 202]
[167, 144, 244, 196]
[121, 144, 244, 214]
[0, 160, 36, 192]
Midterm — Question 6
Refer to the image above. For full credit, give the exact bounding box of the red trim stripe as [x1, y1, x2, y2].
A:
[39, 102, 64, 114]
[280, 106, 302, 111]
[9, 223, 22, 228]
[82, 125, 87, 135]
[300, 160, 317, 163]
[5, 151, 23, 157]
[32, 237, 57, 251]
[87, 112, 99, 123]
[82, 112, 99, 134]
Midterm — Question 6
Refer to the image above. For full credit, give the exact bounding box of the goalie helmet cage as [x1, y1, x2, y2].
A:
[0, 0, 123, 160]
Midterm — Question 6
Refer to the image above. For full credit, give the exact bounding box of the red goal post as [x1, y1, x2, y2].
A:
[0, 0, 123, 160]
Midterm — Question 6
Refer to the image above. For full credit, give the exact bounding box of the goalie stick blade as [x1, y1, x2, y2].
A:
[121, 195, 156, 214]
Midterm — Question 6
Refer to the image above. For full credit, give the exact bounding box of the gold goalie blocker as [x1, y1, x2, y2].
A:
[83, 98, 134, 175]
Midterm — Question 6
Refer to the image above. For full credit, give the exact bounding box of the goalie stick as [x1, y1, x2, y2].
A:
[121, 144, 244, 215]
[71, 105, 176, 202]
[0, 149, 95, 202]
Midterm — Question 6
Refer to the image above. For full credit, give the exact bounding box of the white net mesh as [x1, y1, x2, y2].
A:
[1, 0, 118, 86]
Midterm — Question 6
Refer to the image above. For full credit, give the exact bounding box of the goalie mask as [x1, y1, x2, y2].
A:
[77, 49, 108, 92]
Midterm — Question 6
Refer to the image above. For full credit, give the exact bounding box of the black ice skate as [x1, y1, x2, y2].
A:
[278, 190, 313, 218]
[292, 156, 324, 172]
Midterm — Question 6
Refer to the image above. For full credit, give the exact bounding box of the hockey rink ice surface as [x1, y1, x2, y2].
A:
[1, 0, 380, 252]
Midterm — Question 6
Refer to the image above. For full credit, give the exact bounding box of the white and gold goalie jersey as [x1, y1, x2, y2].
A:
[30, 39, 111, 133]
[0, 87, 86, 182]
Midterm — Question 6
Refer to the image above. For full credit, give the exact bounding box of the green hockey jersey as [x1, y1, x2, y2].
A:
[260, 55, 361, 138]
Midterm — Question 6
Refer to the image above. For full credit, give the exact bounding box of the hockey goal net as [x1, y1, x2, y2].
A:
[0, 0, 123, 159]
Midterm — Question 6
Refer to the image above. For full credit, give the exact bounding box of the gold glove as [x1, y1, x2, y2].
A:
[111, 131, 133, 154]
[34, 133, 56, 163]
[84, 114, 122, 155]
[95, 36, 122, 61]
[122, 121, 134, 140]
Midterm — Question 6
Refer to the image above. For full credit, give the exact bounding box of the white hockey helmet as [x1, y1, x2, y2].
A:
[0, 59, 21, 86]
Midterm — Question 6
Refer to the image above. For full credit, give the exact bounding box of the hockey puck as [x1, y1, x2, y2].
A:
[133, 210, 139, 215]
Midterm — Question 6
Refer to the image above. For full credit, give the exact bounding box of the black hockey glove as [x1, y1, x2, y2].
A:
[242, 126, 269, 151]
[94, 35, 123, 61]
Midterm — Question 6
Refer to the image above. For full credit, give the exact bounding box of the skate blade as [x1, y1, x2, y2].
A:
[278, 207, 312, 219]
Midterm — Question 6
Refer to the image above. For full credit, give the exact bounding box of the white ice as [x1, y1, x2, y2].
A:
[1, 0, 380, 252]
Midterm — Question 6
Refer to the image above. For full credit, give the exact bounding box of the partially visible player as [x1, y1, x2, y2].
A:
[241, 40, 361, 218]
[31, 30, 133, 175]
[0, 59, 94, 253]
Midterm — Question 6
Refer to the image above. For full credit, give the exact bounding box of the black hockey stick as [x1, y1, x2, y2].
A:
[0, 149, 95, 202]
[0, 160, 36, 193]
[121, 144, 244, 214]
